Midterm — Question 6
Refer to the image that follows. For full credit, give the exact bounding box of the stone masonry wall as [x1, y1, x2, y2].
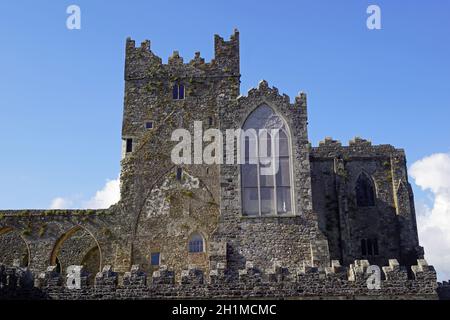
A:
[310, 137, 422, 268]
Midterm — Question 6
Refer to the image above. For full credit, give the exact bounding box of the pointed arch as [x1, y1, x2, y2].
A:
[395, 179, 411, 215]
[50, 225, 102, 275]
[240, 104, 295, 216]
[355, 172, 376, 207]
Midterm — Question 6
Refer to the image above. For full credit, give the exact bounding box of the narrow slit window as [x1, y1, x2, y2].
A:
[126, 138, 133, 153]
[367, 239, 373, 255]
[179, 84, 185, 99]
[176, 167, 183, 181]
[373, 238, 379, 255]
[173, 84, 179, 99]
[361, 239, 367, 256]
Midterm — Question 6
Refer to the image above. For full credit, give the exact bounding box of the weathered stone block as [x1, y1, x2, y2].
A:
[382, 259, 408, 281]
[123, 265, 147, 286]
[325, 260, 347, 280]
[95, 265, 118, 287]
[348, 260, 370, 282]
[181, 266, 204, 285]
[411, 259, 437, 282]
[152, 265, 175, 285]
[39, 266, 62, 287]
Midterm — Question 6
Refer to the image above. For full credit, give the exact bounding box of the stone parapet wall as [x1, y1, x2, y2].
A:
[0, 259, 440, 300]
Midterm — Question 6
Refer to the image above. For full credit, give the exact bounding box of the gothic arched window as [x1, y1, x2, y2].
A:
[172, 83, 185, 100]
[240, 105, 293, 216]
[355, 173, 375, 207]
[188, 233, 204, 253]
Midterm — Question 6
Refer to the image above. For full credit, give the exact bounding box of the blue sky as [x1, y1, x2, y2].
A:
[0, 0, 450, 277]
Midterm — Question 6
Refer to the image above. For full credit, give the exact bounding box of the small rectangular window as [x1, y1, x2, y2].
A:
[126, 138, 133, 153]
[150, 252, 160, 266]
[145, 121, 153, 129]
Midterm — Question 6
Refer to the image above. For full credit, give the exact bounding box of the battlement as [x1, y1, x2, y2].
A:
[124, 30, 240, 81]
[311, 136, 405, 159]
[0, 259, 439, 300]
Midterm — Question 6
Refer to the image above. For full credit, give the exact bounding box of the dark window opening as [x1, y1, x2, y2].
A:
[172, 84, 178, 99]
[176, 167, 183, 181]
[208, 117, 213, 126]
[361, 238, 379, 257]
[356, 173, 375, 207]
[145, 121, 153, 129]
[367, 239, 373, 255]
[361, 239, 367, 256]
[150, 252, 160, 266]
[126, 138, 133, 153]
[373, 238, 379, 255]
[179, 84, 185, 99]
[172, 83, 185, 100]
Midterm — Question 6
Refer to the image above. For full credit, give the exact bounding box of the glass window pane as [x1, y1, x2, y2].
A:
[277, 187, 292, 213]
[260, 187, 275, 215]
[151, 252, 160, 266]
[241, 164, 258, 187]
[243, 188, 259, 215]
[259, 164, 275, 186]
[242, 105, 284, 131]
[172, 84, 179, 99]
[244, 137, 258, 162]
[179, 84, 185, 99]
[189, 234, 204, 253]
[276, 157, 291, 187]
[277, 131, 289, 156]
[259, 134, 272, 158]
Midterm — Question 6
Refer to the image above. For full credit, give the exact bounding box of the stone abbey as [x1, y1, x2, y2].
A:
[1, 30, 449, 299]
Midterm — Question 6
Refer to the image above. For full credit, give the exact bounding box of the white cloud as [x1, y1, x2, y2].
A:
[410, 152, 450, 282]
[49, 176, 120, 210]
[49, 197, 73, 209]
[83, 177, 121, 209]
